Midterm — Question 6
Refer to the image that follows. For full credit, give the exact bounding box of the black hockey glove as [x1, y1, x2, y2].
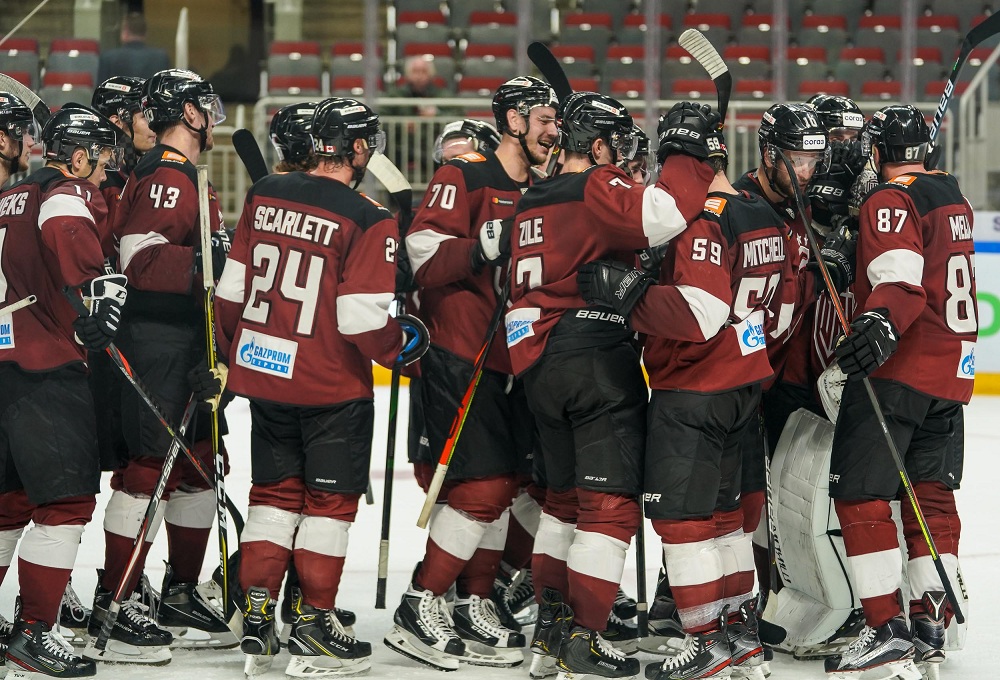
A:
[656, 102, 723, 163]
[809, 140, 863, 231]
[187, 362, 229, 411]
[396, 313, 429, 366]
[848, 165, 880, 217]
[807, 225, 857, 296]
[395, 238, 418, 294]
[470, 218, 512, 274]
[637, 243, 668, 275]
[195, 229, 232, 278]
[835, 308, 898, 381]
[73, 274, 128, 351]
[577, 260, 654, 318]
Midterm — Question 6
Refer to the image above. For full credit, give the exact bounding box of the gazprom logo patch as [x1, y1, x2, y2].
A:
[505, 307, 540, 348]
[735, 311, 766, 356]
[957, 340, 976, 379]
[236, 329, 298, 379]
[0, 315, 13, 348]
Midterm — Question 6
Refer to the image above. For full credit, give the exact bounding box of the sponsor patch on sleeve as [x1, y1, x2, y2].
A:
[505, 307, 541, 348]
[456, 152, 487, 163]
[161, 150, 188, 164]
[0, 313, 14, 349]
[703, 197, 727, 216]
[889, 174, 916, 186]
[235, 328, 298, 379]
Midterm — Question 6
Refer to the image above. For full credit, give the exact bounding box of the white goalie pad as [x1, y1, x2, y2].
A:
[817, 363, 847, 423]
[759, 408, 859, 649]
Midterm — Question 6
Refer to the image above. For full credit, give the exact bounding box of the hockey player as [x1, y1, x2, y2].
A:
[505, 96, 715, 680]
[270, 102, 319, 173]
[806, 94, 865, 143]
[85, 68, 232, 664]
[578, 111, 788, 680]
[385, 76, 558, 672]
[0, 104, 126, 678]
[214, 96, 426, 678]
[0, 92, 34, 187]
[432, 118, 502, 168]
[824, 104, 975, 679]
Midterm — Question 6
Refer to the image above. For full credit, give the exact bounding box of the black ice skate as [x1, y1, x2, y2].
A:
[157, 563, 239, 649]
[824, 617, 920, 680]
[509, 569, 538, 625]
[384, 582, 465, 671]
[637, 594, 684, 655]
[613, 588, 638, 621]
[56, 579, 90, 646]
[557, 625, 640, 680]
[603, 609, 639, 654]
[83, 571, 172, 666]
[279, 567, 355, 645]
[241, 587, 279, 678]
[644, 623, 732, 680]
[911, 591, 947, 680]
[490, 573, 524, 632]
[452, 593, 525, 667]
[529, 588, 572, 680]
[727, 600, 765, 680]
[285, 589, 371, 677]
[4, 618, 96, 678]
[1, 612, 13, 657]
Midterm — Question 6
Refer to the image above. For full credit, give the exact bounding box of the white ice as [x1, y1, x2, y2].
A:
[2, 390, 999, 679]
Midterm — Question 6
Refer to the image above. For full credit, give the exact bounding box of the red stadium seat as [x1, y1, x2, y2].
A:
[797, 80, 850, 98]
[609, 78, 647, 99]
[859, 80, 902, 101]
[734, 79, 774, 99]
[550, 45, 596, 78]
[670, 78, 717, 99]
[457, 76, 507, 97]
[268, 75, 322, 96]
[42, 71, 93, 87]
[568, 77, 598, 92]
[269, 41, 322, 58]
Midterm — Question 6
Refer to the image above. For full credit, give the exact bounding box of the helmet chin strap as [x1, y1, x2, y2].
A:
[183, 108, 210, 152]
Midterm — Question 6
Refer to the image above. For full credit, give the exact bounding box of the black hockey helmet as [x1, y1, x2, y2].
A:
[433, 118, 501, 163]
[862, 104, 930, 164]
[92, 76, 145, 120]
[0, 92, 36, 173]
[558, 91, 635, 159]
[806, 94, 865, 137]
[624, 122, 651, 162]
[311, 97, 384, 159]
[758, 102, 830, 169]
[270, 102, 318, 163]
[40, 103, 123, 171]
[491, 76, 558, 135]
[141, 69, 225, 135]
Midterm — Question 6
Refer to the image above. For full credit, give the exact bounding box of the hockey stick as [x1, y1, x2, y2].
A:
[0, 0, 53, 50]
[0, 294, 37, 316]
[232, 128, 269, 183]
[678, 29, 732, 123]
[777, 150, 965, 624]
[416, 273, 511, 529]
[527, 41, 572, 102]
[0, 72, 52, 125]
[197, 164, 233, 621]
[635, 509, 648, 637]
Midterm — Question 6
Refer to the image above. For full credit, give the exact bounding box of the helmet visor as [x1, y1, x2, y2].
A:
[7, 118, 37, 140]
[367, 129, 386, 156]
[783, 148, 830, 175]
[614, 130, 642, 162]
[96, 143, 125, 171]
[433, 134, 476, 163]
[199, 95, 226, 125]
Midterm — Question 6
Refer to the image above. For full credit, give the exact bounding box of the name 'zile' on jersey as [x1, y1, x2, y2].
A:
[214, 171, 403, 407]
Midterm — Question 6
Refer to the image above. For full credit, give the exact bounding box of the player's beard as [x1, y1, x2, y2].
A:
[526, 137, 552, 166]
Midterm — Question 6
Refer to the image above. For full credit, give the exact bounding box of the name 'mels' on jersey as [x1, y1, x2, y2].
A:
[634, 191, 790, 392]
[0, 168, 108, 370]
[214, 172, 402, 406]
[857, 171, 977, 403]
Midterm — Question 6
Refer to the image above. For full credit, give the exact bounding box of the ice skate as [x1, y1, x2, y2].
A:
[644, 625, 732, 680]
[603, 610, 639, 654]
[490, 573, 523, 632]
[4, 618, 96, 678]
[451, 594, 524, 667]
[157, 564, 239, 649]
[911, 592, 947, 680]
[241, 587, 279, 678]
[285, 590, 371, 677]
[727, 600, 765, 680]
[529, 588, 572, 680]
[824, 617, 921, 680]
[384, 583, 463, 671]
[509, 569, 538, 626]
[613, 588, 637, 621]
[556, 625, 640, 680]
[786, 608, 865, 660]
[637, 594, 684, 655]
[83, 572, 171, 665]
[55, 580, 90, 647]
[1, 612, 14, 657]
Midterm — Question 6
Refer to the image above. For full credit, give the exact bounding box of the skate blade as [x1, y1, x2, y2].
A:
[529, 652, 559, 679]
[556, 670, 638, 680]
[285, 654, 371, 677]
[514, 603, 539, 626]
[383, 626, 460, 671]
[730, 663, 767, 680]
[830, 660, 922, 680]
[52, 624, 89, 647]
[456, 640, 524, 667]
[82, 638, 172, 665]
[636, 634, 685, 656]
[608, 638, 640, 655]
[917, 660, 941, 680]
[245, 654, 276, 678]
[165, 624, 240, 649]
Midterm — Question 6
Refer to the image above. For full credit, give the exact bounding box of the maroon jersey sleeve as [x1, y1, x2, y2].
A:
[214, 197, 251, 363]
[39, 180, 109, 289]
[406, 163, 477, 287]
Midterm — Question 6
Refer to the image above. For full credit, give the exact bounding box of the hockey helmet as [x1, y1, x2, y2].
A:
[558, 91, 635, 158]
[0, 92, 36, 141]
[758, 102, 830, 171]
[862, 104, 930, 164]
[141, 69, 225, 133]
[806, 94, 865, 139]
[92, 76, 146, 120]
[40, 103, 123, 169]
[491, 76, 558, 135]
[270, 102, 318, 163]
[311, 97, 384, 159]
[433, 118, 502, 164]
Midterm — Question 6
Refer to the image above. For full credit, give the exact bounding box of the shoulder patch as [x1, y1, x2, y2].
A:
[455, 152, 487, 163]
[360, 193, 387, 209]
[704, 197, 727, 216]
[160, 150, 188, 164]
[889, 174, 916, 186]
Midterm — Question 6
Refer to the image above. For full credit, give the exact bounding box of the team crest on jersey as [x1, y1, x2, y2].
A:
[735, 310, 766, 356]
[236, 329, 298, 379]
[160, 150, 188, 164]
[890, 174, 916, 186]
[958, 340, 976, 379]
[456, 152, 487, 162]
[704, 197, 727, 216]
[0, 313, 13, 349]
[505, 307, 540, 347]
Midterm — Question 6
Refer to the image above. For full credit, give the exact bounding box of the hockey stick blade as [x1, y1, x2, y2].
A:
[677, 29, 732, 122]
[0, 72, 51, 125]
[232, 128, 269, 183]
[367, 154, 412, 204]
[527, 41, 572, 102]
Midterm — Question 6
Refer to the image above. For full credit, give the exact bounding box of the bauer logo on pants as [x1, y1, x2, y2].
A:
[236, 329, 298, 379]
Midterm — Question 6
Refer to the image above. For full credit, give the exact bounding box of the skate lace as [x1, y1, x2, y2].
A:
[40, 628, 77, 662]
[0, 614, 13, 637]
[418, 591, 458, 639]
[662, 634, 701, 669]
[62, 581, 89, 619]
[507, 571, 534, 607]
[121, 593, 157, 629]
[845, 626, 877, 656]
[473, 597, 510, 634]
[614, 588, 632, 607]
[593, 631, 627, 661]
[322, 610, 353, 643]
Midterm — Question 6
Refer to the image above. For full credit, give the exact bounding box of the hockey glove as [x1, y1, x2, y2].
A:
[637, 243, 668, 276]
[470, 218, 512, 274]
[848, 165, 880, 217]
[809, 140, 862, 231]
[807, 225, 857, 296]
[835, 308, 898, 381]
[656, 102, 723, 163]
[195, 229, 232, 278]
[73, 274, 128, 351]
[577, 260, 654, 318]
[396, 313, 429, 366]
[188, 362, 229, 411]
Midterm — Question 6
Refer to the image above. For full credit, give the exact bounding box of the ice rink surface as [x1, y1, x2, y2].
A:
[2, 389, 998, 679]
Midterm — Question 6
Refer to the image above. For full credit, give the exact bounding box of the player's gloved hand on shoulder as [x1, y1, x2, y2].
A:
[73, 274, 128, 351]
[577, 260, 655, 318]
[807, 226, 857, 295]
[188, 362, 229, 411]
[637, 244, 668, 275]
[656, 102, 724, 163]
[195, 229, 232, 277]
[396, 313, 429, 366]
[835, 308, 898, 380]
[470, 218, 512, 273]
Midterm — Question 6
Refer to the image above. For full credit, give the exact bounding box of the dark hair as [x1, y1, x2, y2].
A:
[123, 12, 147, 38]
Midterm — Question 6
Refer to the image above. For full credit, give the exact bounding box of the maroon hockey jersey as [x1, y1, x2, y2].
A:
[855, 171, 976, 403]
[215, 171, 403, 406]
[405, 150, 527, 373]
[506, 155, 715, 377]
[0, 167, 109, 371]
[98, 168, 128, 264]
[635, 190, 790, 393]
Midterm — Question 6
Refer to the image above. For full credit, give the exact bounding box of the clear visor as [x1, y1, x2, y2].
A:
[782, 148, 830, 174]
[270, 133, 288, 162]
[433, 134, 476, 163]
[614, 132, 641, 162]
[8, 119, 37, 140]
[93, 143, 125, 170]
[198, 95, 226, 125]
[367, 129, 386, 155]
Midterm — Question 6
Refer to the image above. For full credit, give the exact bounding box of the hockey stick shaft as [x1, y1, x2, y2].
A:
[0, 294, 37, 316]
[416, 275, 511, 529]
[232, 128, 269, 183]
[777, 151, 965, 624]
[0, 0, 53, 50]
[635, 509, 648, 637]
[930, 12, 1000, 143]
[375, 358, 402, 608]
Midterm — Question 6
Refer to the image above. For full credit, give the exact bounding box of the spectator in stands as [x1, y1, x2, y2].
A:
[97, 12, 170, 83]
[384, 57, 455, 117]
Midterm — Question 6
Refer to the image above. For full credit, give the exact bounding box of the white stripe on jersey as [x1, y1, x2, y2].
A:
[641, 185, 688, 247]
[406, 228, 457, 274]
[38, 192, 93, 230]
[120, 231, 171, 274]
[676, 284, 731, 341]
[215, 258, 246, 303]
[867, 248, 924, 289]
[337, 291, 393, 336]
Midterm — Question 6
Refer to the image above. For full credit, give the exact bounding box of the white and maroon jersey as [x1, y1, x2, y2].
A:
[636, 190, 790, 393]
[506, 155, 714, 377]
[810, 289, 858, 376]
[0, 167, 108, 371]
[114, 144, 225, 321]
[405, 150, 527, 373]
[214, 171, 403, 407]
[856, 171, 976, 403]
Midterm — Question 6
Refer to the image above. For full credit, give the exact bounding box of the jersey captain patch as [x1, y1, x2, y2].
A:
[704, 197, 727, 216]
